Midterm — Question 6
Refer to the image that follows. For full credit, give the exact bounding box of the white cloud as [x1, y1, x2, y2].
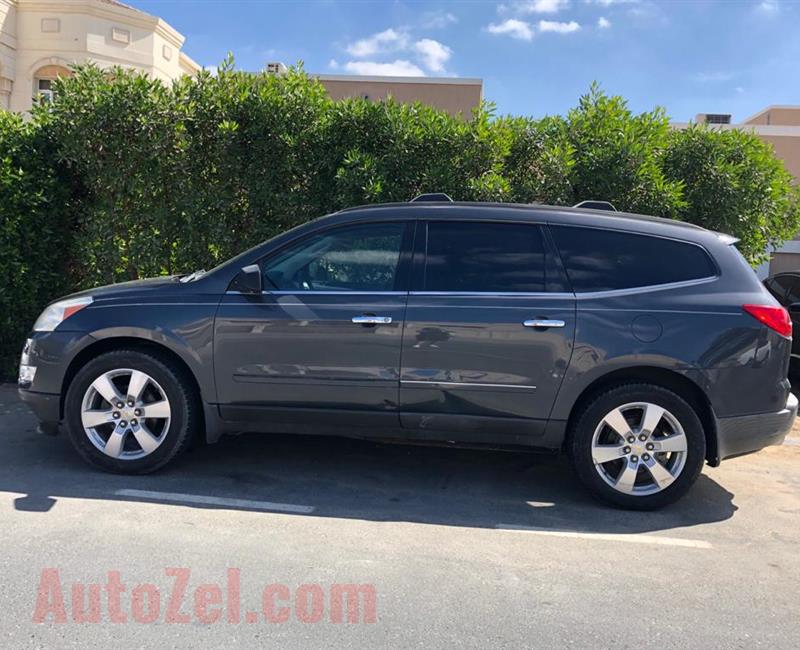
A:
[421, 10, 458, 28]
[487, 18, 535, 41]
[413, 39, 452, 73]
[328, 59, 339, 70]
[757, 0, 779, 13]
[343, 60, 426, 77]
[736, 86, 745, 94]
[500, 0, 570, 13]
[538, 20, 581, 33]
[692, 71, 735, 83]
[345, 28, 409, 58]
[343, 27, 454, 75]
[585, 0, 640, 5]
[597, 16, 611, 28]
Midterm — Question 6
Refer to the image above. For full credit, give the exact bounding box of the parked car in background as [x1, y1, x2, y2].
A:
[763, 271, 800, 376]
[18, 198, 797, 510]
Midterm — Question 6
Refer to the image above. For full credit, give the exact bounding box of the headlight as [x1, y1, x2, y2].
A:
[33, 296, 93, 332]
[18, 364, 36, 386]
[19, 339, 36, 387]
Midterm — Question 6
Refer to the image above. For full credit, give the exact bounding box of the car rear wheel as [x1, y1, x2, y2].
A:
[64, 350, 197, 473]
[569, 383, 706, 510]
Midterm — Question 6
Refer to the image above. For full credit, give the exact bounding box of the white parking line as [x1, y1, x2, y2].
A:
[494, 524, 712, 549]
[114, 489, 315, 514]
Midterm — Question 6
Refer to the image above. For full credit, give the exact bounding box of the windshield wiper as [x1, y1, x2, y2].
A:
[179, 269, 206, 283]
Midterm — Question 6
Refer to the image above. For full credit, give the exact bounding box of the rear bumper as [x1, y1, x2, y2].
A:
[715, 392, 797, 462]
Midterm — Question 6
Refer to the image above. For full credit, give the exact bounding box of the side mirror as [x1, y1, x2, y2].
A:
[230, 264, 262, 295]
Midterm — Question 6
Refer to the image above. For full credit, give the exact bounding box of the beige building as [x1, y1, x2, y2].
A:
[737, 107, 800, 276]
[0, 0, 199, 112]
[313, 72, 483, 118]
[674, 107, 800, 276]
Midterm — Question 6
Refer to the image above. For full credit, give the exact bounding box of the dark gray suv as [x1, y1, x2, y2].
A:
[18, 201, 797, 509]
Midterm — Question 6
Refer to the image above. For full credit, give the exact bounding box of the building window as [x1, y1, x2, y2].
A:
[36, 79, 55, 103]
[33, 65, 72, 104]
[41, 18, 60, 33]
[111, 27, 131, 44]
[0, 77, 12, 111]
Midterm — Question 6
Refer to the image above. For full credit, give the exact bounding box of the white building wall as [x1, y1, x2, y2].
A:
[0, 1, 16, 110]
[1, 0, 198, 113]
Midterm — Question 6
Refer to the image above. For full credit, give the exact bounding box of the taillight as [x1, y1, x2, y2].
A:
[743, 304, 792, 338]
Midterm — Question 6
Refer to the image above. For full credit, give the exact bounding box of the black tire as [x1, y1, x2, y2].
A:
[568, 383, 706, 510]
[64, 349, 198, 474]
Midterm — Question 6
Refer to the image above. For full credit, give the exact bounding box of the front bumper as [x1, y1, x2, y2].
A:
[19, 388, 61, 434]
[17, 330, 91, 434]
[716, 392, 797, 462]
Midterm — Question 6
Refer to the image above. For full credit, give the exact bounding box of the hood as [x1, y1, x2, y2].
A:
[62, 275, 183, 302]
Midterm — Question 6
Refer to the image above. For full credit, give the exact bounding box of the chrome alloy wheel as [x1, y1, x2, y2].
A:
[80, 368, 171, 460]
[590, 402, 688, 496]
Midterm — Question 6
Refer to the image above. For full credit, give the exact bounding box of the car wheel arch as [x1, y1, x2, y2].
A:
[561, 365, 719, 466]
[59, 336, 205, 431]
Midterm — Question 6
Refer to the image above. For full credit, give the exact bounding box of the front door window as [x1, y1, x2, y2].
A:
[262, 223, 405, 292]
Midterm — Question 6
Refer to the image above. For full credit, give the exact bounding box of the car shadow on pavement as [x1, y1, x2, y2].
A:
[1, 400, 738, 534]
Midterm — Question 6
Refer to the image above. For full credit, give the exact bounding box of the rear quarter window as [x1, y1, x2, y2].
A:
[549, 225, 717, 293]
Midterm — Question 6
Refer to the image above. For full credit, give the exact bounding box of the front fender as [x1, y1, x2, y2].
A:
[86, 324, 216, 402]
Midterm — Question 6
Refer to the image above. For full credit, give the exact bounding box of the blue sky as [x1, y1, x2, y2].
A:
[136, 0, 800, 122]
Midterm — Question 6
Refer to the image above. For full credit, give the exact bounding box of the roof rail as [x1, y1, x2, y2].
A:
[573, 200, 617, 212]
[410, 193, 453, 203]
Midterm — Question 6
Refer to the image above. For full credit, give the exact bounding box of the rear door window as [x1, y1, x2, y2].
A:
[549, 225, 717, 293]
[766, 275, 795, 305]
[423, 221, 546, 293]
[784, 278, 800, 307]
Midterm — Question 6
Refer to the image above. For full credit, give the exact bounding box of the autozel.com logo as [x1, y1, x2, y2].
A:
[33, 568, 377, 625]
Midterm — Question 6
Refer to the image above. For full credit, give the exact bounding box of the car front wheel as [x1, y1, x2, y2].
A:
[569, 383, 706, 510]
[64, 349, 197, 473]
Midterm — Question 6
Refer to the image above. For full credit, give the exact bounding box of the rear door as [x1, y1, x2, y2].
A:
[399, 218, 576, 442]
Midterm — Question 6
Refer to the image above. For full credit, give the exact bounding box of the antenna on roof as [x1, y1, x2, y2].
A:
[410, 193, 453, 203]
[573, 200, 617, 212]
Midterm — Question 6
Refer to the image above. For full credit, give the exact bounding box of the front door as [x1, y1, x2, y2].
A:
[214, 220, 413, 427]
[399, 219, 576, 442]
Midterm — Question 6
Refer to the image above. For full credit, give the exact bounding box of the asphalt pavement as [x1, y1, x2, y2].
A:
[1, 383, 799, 648]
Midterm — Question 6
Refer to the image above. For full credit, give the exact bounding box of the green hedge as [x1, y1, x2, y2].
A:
[0, 111, 74, 378]
[1, 62, 799, 378]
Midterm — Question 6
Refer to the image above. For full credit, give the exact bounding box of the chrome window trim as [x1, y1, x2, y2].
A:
[225, 290, 407, 296]
[226, 280, 716, 299]
[226, 289, 575, 298]
[268, 290, 406, 296]
[401, 380, 536, 390]
[573, 275, 718, 298]
[411, 276, 716, 298]
[93, 302, 222, 307]
[409, 291, 573, 298]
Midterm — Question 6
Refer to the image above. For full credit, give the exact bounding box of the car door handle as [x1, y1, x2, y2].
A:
[352, 315, 393, 325]
[523, 319, 565, 329]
